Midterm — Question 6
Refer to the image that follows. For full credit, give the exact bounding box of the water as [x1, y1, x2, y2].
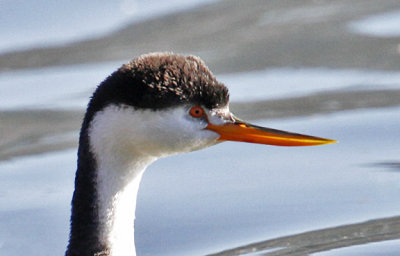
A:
[312, 239, 400, 256]
[0, 0, 218, 52]
[220, 68, 400, 102]
[348, 10, 400, 37]
[2, 1, 399, 52]
[1, 2, 400, 255]
[0, 62, 121, 110]
[0, 150, 75, 255]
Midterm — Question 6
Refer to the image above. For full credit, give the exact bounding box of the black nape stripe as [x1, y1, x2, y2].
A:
[66, 114, 107, 256]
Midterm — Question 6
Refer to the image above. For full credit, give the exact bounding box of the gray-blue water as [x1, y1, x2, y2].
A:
[0, 0, 218, 52]
[1, 1, 400, 255]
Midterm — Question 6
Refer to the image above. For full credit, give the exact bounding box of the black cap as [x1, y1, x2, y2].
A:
[87, 52, 229, 114]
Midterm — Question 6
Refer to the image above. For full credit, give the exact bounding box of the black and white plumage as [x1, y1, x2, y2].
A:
[65, 52, 334, 256]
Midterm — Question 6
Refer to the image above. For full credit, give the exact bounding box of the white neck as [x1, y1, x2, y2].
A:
[88, 106, 160, 256]
[95, 156, 154, 256]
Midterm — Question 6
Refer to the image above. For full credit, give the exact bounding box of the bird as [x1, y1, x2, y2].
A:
[65, 52, 335, 256]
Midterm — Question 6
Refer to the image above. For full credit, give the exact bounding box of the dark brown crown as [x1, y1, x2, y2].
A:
[87, 52, 229, 114]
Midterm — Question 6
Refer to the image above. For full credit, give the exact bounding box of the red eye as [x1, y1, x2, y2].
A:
[189, 106, 205, 118]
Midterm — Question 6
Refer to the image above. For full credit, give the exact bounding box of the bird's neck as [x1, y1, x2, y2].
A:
[95, 155, 154, 256]
[66, 115, 157, 256]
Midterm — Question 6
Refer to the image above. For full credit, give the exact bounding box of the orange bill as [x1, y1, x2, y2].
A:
[206, 120, 336, 147]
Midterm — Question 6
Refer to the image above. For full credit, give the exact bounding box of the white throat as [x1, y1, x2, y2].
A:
[89, 106, 158, 256]
[95, 157, 153, 256]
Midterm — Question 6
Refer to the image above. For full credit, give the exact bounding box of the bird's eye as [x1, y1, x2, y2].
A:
[189, 106, 205, 118]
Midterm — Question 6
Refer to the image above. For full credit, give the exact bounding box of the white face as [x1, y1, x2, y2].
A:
[89, 104, 228, 160]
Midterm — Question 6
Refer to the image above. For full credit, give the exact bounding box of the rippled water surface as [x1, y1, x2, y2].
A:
[1, 2, 400, 255]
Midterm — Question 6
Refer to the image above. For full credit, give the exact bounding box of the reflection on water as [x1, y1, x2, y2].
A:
[312, 239, 400, 256]
[220, 68, 400, 102]
[210, 216, 400, 256]
[374, 162, 400, 173]
[0, 62, 121, 110]
[348, 10, 400, 37]
[0, 0, 218, 52]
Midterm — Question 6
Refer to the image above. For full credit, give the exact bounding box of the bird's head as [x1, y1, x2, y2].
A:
[86, 52, 335, 160]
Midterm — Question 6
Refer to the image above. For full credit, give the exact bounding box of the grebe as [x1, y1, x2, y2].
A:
[65, 52, 335, 256]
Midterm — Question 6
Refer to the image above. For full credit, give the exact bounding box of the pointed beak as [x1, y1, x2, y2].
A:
[206, 117, 336, 147]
